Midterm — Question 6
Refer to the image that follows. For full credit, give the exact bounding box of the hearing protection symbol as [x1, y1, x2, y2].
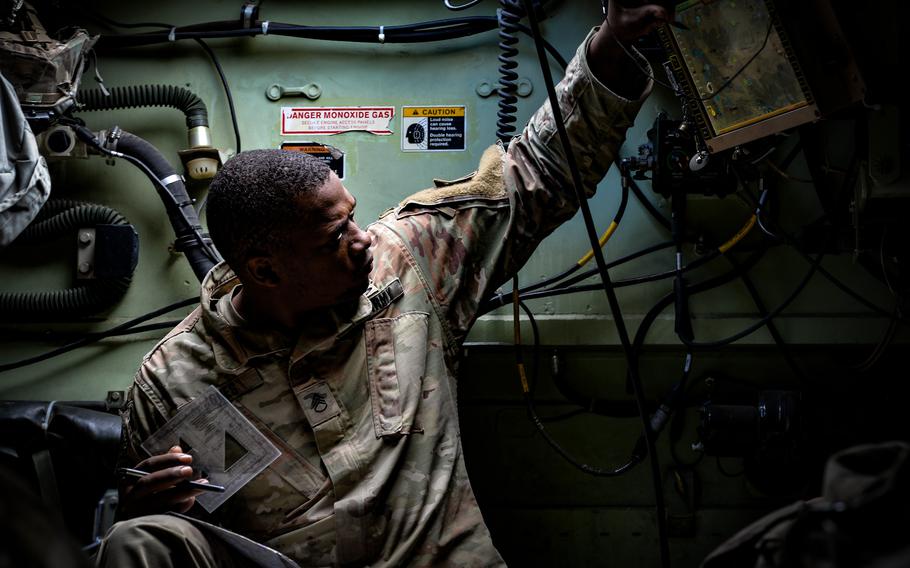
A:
[406, 120, 428, 149]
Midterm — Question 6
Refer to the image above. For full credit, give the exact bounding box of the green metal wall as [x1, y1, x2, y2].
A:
[0, 1, 904, 566]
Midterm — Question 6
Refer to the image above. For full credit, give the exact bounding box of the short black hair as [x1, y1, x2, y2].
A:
[206, 149, 331, 269]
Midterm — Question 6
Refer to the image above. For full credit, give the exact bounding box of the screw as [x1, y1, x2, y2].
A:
[79, 231, 93, 245]
[110, 392, 121, 401]
[475, 82, 494, 98]
[78, 262, 92, 274]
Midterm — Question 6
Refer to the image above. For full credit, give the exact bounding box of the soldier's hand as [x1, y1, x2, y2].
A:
[117, 445, 209, 518]
[588, 1, 675, 98]
[604, 0, 675, 43]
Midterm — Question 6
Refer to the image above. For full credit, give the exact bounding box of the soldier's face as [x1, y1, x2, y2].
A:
[274, 174, 373, 311]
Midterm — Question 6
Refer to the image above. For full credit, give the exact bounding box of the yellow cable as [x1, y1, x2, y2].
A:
[718, 214, 757, 254]
[512, 284, 529, 393]
[517, 363, 530, 394]
[577, 221, 619, 268]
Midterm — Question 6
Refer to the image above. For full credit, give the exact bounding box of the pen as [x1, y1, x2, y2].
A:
[116, 467, 226, 493]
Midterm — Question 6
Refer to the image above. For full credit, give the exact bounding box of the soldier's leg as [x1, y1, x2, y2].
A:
[95, 514, 236, 568]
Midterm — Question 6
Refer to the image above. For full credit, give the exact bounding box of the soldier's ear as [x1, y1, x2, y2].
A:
[245, 255, 281, 287]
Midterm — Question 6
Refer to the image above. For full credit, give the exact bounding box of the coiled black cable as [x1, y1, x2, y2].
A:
[496, 0, 523, 143]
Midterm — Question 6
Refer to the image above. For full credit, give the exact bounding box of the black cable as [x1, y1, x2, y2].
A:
[106, 321, 182, 336]
[444, 0, 484, 10]
[513, 23, 569, 69]
[695, 19, 774, 102]
[492, 239, 675, 309]
[192, 38, 241, 153]
[725, 255, 807, 384]
[538, 249, 718, 294]
[520, 3, 668, 566]
[520, 169, 631, 294]
[96, 17, 502, 50]
[76, 2, 171, 30]
[679, 253, 824, 350]
[0, 299, 196, 374]
[745, 153, 909, 325]
[627, 173, 671, 231]
[515, 286, 646, 476]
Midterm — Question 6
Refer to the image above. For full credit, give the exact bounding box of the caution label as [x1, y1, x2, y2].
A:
[280, 142, 345, 179]
[281, 106, 394, 135]
[401, 106, 466, 152]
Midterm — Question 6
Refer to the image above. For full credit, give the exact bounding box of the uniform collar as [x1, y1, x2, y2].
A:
[200, 262, 385, 371]
[200, 262, 293, 371]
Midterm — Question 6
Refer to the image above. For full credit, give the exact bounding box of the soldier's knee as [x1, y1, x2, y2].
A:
[98, 514, 210, 568]
[105, 513, 190, 542]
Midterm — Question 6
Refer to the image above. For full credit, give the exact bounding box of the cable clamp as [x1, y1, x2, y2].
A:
[102, 126, 122, 165]
[261, 20, 270, 35]
[160, 174, 183, 186]
[378, 25, 385, 43]
[168, 27, 177, 42]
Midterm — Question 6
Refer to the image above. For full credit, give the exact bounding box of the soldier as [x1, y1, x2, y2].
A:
[97, 2, 673, 567]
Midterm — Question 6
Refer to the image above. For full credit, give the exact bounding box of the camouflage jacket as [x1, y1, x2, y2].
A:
[120, 28, 649, 568]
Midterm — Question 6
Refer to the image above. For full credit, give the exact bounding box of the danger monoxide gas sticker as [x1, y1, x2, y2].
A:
[281, 107, 394, 135]
[401, 106, 466, 152]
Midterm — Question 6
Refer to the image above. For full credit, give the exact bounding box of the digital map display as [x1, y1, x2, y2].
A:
[670, 0, 809, 136]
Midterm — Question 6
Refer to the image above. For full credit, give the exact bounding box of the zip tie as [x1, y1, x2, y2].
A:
[168, 27, 176, 42]
[378, 25, 385, 43]
[261, 21, 270, 35]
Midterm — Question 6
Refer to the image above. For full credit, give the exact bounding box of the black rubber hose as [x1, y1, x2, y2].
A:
[15, 204, 126, 244]
[79, 85, 208, 129]
[0, 279, 130, 318]
[1, 200, 133, 317]
[115, 131, 217, 281]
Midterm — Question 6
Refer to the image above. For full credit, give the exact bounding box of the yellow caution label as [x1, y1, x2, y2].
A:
[404, 106, 465, 117]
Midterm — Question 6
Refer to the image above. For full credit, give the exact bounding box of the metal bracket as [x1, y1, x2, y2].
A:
[75, 228, 96, 280]
[241, 0, 260, 29]
[265, 83, 322, 101]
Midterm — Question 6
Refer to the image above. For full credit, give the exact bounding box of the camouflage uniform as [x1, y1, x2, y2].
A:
[108, 29, 649, 568]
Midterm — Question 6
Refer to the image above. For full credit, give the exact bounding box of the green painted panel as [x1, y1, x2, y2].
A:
[0, 2, 899, 396]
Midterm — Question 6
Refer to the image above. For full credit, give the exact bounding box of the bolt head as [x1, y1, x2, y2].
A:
[79, 231, 93, 244]
[78, 262, 92, 274]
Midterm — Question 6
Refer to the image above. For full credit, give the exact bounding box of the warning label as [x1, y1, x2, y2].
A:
[281, 106, 394, 135]
[401, 106, 466, 152]
[280, 142, 345, 179]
